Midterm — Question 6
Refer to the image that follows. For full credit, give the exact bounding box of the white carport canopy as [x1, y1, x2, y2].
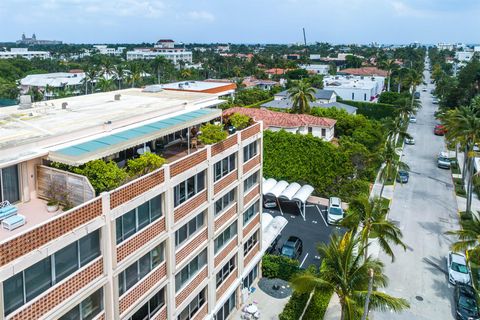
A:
[266, 180, 289, 198]
[278, 182, 301, 201]
[262, 178, 278, 196]
[261, 213, 288, 253]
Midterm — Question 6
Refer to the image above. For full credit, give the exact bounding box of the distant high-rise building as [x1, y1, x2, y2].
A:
[17, 33, 62, 45]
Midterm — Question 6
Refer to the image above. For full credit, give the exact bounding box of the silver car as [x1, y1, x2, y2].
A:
[447, 251, 472, 285]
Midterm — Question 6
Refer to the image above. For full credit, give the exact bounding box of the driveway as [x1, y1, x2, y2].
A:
[265, 200, 344, 268]
[373, 62, 459, 319]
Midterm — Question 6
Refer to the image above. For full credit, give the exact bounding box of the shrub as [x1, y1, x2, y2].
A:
[74, 160, 127, 194]
[227, 113, 251, 130]
[278, 291, 310, 320]
[262, 254, 300, 281]
[303, 289, 334, 320]
[198, 123, 228, 145]
[127, 152, 165, 178]
[339, 100, 398, 120]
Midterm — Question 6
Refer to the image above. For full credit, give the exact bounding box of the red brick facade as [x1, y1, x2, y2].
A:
[243, 155, 260, 175]
[213, 170, 237, 195]
[175, 229, 208, 265]
[192, 303, 208, 320]
[216, 269, 238, 300]
[214, 237, 238, 268]
[212, 134, 237, 156]
[243, 214, 260, 238]
[119, 263, 167, 315]
[244, 243, 260, 268]
[243, 185, 260, 207]
[170, 149, 207, 177]
[0, 199, 102, 266]
[110, 169, 165, 209]
[241, 122, 261, 141]
[151, 306, 167, 320]
[9, 258, 103, 320]
[174, 190, 207, 223]
[214, 204, 237, 232]
[117, 217, 166, 263]
[175, 268, 207, 307]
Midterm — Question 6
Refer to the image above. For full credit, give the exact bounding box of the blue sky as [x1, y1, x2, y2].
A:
[0, 0, 479, 44]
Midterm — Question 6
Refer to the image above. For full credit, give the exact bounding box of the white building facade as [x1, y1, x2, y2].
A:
[323, 75, 385, 102]
[0, 48, 50, 60]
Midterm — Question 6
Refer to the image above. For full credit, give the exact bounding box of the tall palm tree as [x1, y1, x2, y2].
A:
[403, 69, 423, 108]
[113, 64, 126, 90]
[83, 66, 99, 94]
[288, 80, 316, 114]
[442, 102, 480, 213]
[341, 196, 407, 261]
[291, 232, 409, 320]
[100, 59, 115, 79]
[127, 63, 142, 88]
[97, 77, 115, 92]
[446, 214, 480, 253]
[151, 56, 168, 84]
[380, 59, 398, 92]
[379, 141, 410, 197]
[383, 116, 410, 144]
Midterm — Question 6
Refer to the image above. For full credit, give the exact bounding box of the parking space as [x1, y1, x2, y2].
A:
[263, 200, 345, 268]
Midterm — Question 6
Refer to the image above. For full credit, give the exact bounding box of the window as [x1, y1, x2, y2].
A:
[3, 231, 101, 316]
[119, 243, 165, 296]
[243, 231, 258, 256]
[174, 171, 206, 207]
[59, 288, 103, 320]
[214, 222, 237, 254]
[243, 264, 258, 289]
[175, 211, 205, 247]
[0, 164, 20, 203]
[177, 288, 206, 320]
[243, 141, 258, 163]
[215, 189, 235, 216]
[243, 172, 258, 192]
[351, 92, 354, 100]
[127, 287, 165, 320]
[215, 292, 236, 320]
[214, 153, 236, 181]
[216, 256, 236, 288]
[364, 93, 367, 101]
[175, 250, 207, 292]
[243, 201, 259, 225]
[321, 128, 326, 137]
[116, 195, 163, 244]
[308, 127, 313, 134]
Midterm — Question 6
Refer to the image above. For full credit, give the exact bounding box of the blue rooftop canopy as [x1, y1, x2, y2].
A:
[48, 108, 221, 166]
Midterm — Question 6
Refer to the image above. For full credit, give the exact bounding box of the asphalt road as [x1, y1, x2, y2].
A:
[374, 64, 459, 319]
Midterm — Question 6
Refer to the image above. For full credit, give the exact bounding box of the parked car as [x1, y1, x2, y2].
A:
[281, 236, 303, 259]
[438, 151, 451, 169]
[454, 283, 480, 320]
[409, 115, 417, 123]
[266, 235, 281, 255]
[405, 137, 415, 145]
[414, 92, 421, 99]
[433, 98, 439, 104]
[263, 197, 277, 209]
[434, 124, 446, 135]
[422, 88, 427, 92]
[447, 251, 472, 285]
[396, 170, 409, 183]
[327, 197, 344, 224]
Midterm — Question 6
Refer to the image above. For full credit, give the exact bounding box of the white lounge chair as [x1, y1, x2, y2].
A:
[2, 214, 26, 231]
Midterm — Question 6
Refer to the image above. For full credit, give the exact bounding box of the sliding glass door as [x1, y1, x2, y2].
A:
[1, 165, 20, 203]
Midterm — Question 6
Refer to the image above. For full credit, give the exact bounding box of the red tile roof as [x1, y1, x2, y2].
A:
[265, 68, 286, 75]
[339, 67, 388, 77]
[224, 107, 336, 129]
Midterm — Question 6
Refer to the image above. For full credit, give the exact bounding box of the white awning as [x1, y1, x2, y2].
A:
[262, 178, 278, 195]
[278, 182, 301, 201]
[266, 180, 289, 198]
[292, 184, 315, 204]
[261, 213, 288, 253]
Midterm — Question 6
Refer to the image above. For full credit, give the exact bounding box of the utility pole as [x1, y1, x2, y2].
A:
[303, 27, 308, 64]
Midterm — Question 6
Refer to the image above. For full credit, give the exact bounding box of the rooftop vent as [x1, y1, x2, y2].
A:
[142, 85, 164, 93]
[114, 94, 121, 101]
[62, 102, 68, 109]
[18, 95, 32, 110]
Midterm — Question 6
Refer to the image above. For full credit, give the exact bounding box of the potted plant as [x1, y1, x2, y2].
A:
[46, 199, 59, 212]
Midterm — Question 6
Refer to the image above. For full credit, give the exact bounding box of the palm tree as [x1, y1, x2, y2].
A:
[442, 101, 480, 213]
[383, 116, 410, 144]
[127, 63, 142, 88]
[446, 214, 480, 271]
[379, 141, 410, 197]
[288, 80, 316, 114]
[403, 69, 423, 108]
[380, 59, 398, 92]
[83, 66, 99, 95]
[180, 69, 192, 79]
[291, 232, 409, 320]
[341, 196, 407, 261]
[100, 59, 115, 79]
[151, 56, 168, 84]
[97, 76, 115, 92]
[113, 64, 126, 90]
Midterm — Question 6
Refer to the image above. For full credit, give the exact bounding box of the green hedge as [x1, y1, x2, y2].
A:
[278, 291, 310, 320]
[245, 97, 274, 108]
[339, 100, 398, 120]
[303, 289, 334, 320]
[262, 254, 300, 281]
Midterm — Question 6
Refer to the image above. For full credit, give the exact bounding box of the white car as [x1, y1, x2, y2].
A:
[409, 116, 417, 123]
[405, 137, 415, 145]
[327, 197, 344, 224]
[447, 251, 472, 285]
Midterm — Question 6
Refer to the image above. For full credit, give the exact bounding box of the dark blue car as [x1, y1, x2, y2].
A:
[396, 170, 409, 183]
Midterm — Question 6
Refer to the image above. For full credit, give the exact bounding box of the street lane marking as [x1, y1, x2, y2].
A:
[315, 206, 328, 226]
[300, 253, 309, 268]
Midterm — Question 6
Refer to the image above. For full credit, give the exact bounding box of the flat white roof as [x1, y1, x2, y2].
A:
[160, 80, 232, 92]
[262, 178, 277, 195]
[20, 72, 85, 87]
[0, 88, 223, 167]
[324, 75, 383, 90]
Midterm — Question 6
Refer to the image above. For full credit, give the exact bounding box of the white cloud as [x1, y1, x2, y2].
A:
[391, 0, 427, 17]
[187, 10, 215, 22]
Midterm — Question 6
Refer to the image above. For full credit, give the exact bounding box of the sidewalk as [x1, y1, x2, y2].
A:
[231, 284, 289, 320]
